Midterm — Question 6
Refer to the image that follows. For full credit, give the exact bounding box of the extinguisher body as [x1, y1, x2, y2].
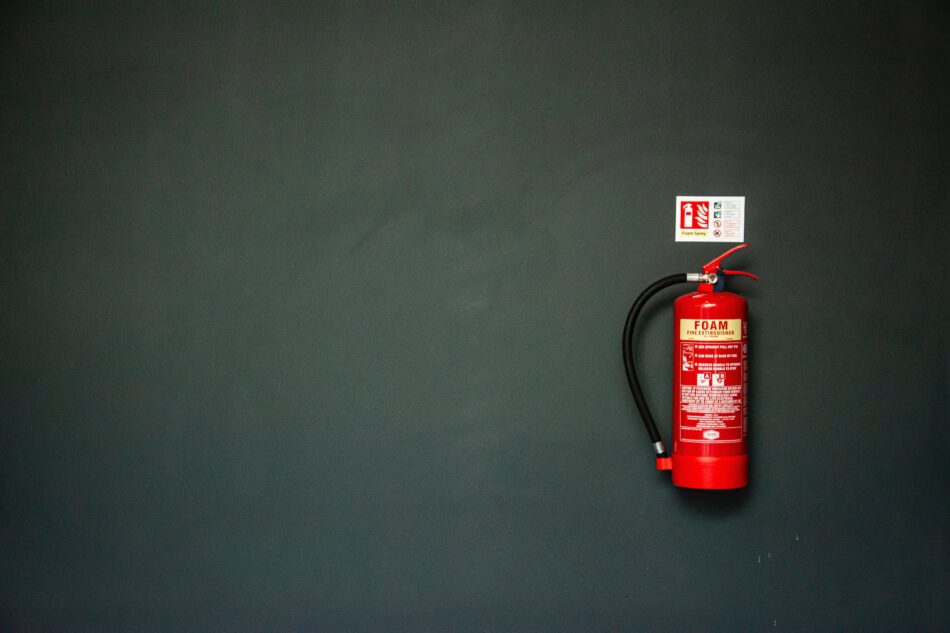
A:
[671, 290, 748, 489]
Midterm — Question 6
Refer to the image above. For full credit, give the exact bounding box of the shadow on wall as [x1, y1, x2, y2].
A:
[672, 479, 751, 516]
[665, 390, 756, 516]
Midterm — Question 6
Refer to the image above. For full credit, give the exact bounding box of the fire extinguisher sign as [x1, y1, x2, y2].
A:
[674, 196, 745, 242]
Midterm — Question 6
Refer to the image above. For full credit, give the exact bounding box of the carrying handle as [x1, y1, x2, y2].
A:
[702, 243, 757, 278]
[722, 269, 759, 281]
[698, 243, 758, 291]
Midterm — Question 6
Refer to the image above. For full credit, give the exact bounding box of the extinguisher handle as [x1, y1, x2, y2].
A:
[722, 269, 759, 281]
[702, 243, 752, 275]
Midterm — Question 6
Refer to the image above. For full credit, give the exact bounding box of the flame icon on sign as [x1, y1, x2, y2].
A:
[695, 203, 708, 228]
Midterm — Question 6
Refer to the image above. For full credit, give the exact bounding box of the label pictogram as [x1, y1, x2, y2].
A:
[681, 344, 695, 371]
[679, 201, 709, 229]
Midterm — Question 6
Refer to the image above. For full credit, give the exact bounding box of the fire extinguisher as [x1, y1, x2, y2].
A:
[623, 244, 757, 489]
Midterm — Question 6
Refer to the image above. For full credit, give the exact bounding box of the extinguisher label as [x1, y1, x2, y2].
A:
[679, 318, 742, 341]
[678, 337, 745, 443]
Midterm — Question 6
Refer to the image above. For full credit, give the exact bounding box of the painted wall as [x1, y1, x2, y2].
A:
[1, 2, 947, 631]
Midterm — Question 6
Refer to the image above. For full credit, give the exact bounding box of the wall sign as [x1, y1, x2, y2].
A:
[675, 196, 745, 242]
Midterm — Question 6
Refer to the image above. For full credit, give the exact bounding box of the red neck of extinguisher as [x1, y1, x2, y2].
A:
[698, 243, 759, 292]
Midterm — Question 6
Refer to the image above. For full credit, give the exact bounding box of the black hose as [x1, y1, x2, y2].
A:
[622, 274, 689, 458]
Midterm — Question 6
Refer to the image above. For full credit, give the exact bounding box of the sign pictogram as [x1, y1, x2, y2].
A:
[679, 201, 709, 229]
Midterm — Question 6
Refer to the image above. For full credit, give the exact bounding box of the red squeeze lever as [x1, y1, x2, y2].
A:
[702, 243, 751, 275]
[697, 244, 759, 292]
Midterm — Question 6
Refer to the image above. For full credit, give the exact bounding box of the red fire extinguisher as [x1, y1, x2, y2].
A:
[623, 244, 757, 489]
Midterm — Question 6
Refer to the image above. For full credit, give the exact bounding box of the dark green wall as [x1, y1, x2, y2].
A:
[2, 2, 947, 631]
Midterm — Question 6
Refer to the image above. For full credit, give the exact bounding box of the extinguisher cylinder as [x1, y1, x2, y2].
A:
[671, 290, 749, 489]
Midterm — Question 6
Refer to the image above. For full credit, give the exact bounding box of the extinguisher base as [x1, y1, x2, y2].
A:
[671, 454, 748, 490]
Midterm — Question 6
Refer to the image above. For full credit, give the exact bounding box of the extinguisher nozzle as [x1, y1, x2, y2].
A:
[653, 441, 666, 455]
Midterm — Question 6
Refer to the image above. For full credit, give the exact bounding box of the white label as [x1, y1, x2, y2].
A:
[674, 196, 745, 242]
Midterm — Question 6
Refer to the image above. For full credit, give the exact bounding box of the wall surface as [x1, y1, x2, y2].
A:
[1, 2, 947, 631]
